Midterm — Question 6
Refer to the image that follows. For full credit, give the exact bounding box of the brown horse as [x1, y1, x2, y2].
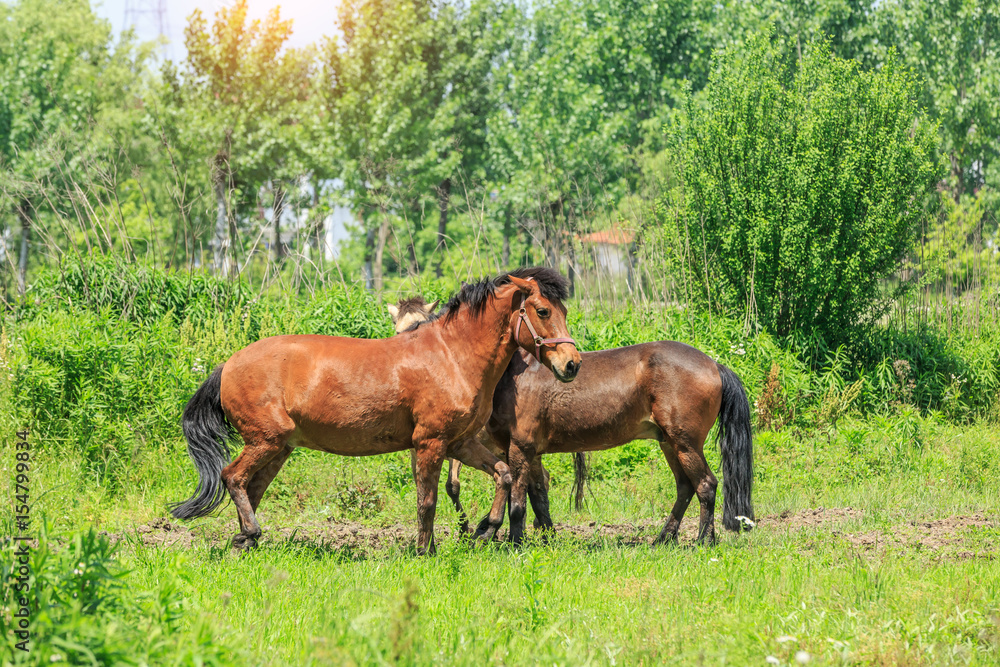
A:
[170, 268, 581, 554]
[388, 297, 550, 534]
[393, 297, 755, 546]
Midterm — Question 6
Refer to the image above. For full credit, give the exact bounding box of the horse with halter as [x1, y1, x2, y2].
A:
[391, 295, 755, 546]
[170, 268, 581, 554]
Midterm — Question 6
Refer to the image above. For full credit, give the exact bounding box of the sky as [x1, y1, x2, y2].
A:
[93, 0, 340, 59]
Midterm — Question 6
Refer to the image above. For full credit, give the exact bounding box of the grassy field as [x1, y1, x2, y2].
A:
[2, 262, 1000, 665]
[4, 413, 1000, 666]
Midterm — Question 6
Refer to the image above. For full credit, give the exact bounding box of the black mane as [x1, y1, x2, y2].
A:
[441, 267, 570, 322]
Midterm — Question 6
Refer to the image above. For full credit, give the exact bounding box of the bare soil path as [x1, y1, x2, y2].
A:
[104, 508, 998, 560]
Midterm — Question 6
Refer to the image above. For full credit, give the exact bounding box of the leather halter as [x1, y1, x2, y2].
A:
[514, 284, 576, 361]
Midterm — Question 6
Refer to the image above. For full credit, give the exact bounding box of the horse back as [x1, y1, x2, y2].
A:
[496, 341, 721, 453]
[220, 334, 419, 454]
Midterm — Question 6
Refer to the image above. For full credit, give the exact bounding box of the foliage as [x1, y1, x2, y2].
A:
[0, 524, 237, 665]
[866, 0, 1000, 197]
[155, 0, 314, 272]
[0, 0, 146, 187]
[662, 34, 941, 343]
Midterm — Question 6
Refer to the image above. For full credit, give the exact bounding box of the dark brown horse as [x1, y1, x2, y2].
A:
[170, 268, 581, 554]
[394, 297, 755, 546]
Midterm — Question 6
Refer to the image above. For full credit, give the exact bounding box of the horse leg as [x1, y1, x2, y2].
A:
[412, 450, 466, 531]
[447, 438, 512, 541]
[444, 460, 469, 533]
[676, 445, 718, 545]
[221, 432, 290, 551]
[413, 438, 447, 556]
[528, 458, 553, 532]
[247, 445, 294, 513]
[653, 441, 696, 545]
[506, 443, 533, 546]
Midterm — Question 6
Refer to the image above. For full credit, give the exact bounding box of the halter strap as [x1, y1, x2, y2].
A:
[514, 286, 576, 361]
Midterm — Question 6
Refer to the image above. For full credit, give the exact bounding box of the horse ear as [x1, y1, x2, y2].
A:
[507, 275, 535, 294]
[425, 300, 439, 314]
[387, 304, 399, 320]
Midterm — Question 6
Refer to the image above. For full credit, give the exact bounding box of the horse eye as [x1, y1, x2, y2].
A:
[537, 308, 550, 318]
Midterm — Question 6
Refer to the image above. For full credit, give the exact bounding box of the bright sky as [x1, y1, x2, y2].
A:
[93, 0, 340, 59]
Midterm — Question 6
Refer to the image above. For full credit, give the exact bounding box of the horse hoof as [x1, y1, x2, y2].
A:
[473, 527, 496, 543]
[232, 534, 260, 551]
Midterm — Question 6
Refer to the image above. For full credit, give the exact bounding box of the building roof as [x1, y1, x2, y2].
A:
[578, 227, 635, 245]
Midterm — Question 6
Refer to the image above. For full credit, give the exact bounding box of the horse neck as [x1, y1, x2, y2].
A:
[436, 291, 520, 394]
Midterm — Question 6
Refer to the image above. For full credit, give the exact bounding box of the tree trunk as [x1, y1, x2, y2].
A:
[213, 179, 228, 275]
[311, 180, 323, 267]
[435, 177, 451, 278]
[16, 200, 31, 295]
[546, 199, 562, 268]
[373, 216, 392, 291]
[362, 219, 375, 290]
[211, 142, 234, 276]
[950, 152, 963, 203]
[407, 240, 419, 277]
[271, 184, 287, 263]
[564, 203, 576, 298]
[502, 204, 512, 267]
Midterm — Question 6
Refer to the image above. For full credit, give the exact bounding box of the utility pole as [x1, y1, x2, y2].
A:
[123, 0, 171, 59]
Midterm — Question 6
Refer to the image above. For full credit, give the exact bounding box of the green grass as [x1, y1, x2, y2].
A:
[117, 524, 1000, 666]
[4, 415, 1000, 665]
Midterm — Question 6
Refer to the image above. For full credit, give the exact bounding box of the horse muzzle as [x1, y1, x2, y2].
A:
[548, 344, 582, 383]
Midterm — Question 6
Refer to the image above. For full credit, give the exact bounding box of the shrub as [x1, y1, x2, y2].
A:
[0, 525, 236, 665]
[662, 33, 941, 343]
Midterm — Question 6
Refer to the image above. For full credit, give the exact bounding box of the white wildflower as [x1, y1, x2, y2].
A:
[795, 651, 811, 664]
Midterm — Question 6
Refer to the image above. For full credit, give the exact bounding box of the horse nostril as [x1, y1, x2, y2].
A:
[566, 360, 578, 375]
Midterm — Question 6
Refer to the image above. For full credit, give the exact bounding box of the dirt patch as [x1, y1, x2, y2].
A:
[834, 513, 997, 559]
[105, 508, 997, 559]
[765, 506, 865, 529]
[102, 516, 200, 550]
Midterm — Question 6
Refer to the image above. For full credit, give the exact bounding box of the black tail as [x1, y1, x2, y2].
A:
[169, 365, 235, 520]
[716, 363, 754, 532]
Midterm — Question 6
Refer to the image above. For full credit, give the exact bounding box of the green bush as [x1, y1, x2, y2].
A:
[662, 32, 941, 343]
[0, 524, 236, 665]
[22, 255, 257, 329]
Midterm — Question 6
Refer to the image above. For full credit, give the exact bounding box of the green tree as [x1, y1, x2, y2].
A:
[486, 0, 707, 288]
[867, 0, 1000, 199]
[0, 0, 147, 295]
[324, 0, 511, 286]
[157, 0, 313, 274]
[664, 34, 940, 342]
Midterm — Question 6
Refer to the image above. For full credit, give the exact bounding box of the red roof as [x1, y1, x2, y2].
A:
[578, 227, 635, 245]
